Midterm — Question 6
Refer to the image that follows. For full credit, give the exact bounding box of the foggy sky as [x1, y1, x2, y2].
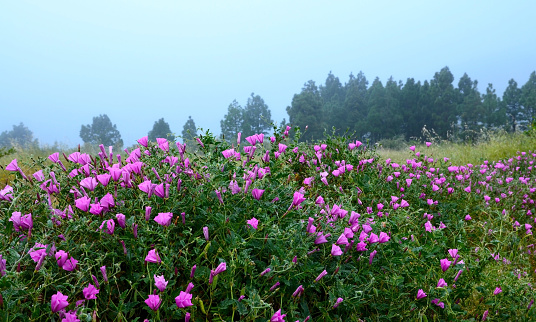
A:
[1, 0, 536, 147]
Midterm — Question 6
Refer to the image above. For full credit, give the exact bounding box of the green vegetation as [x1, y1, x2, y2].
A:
[1, 126, 536, 320]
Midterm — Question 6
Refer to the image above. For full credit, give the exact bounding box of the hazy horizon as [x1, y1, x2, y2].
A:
[2, 1, 536, 146]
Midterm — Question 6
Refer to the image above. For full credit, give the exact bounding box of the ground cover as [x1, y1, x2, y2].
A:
[1, 126, 535, 321]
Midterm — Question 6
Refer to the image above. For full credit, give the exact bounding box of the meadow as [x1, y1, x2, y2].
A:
[1, 127, 536, 321]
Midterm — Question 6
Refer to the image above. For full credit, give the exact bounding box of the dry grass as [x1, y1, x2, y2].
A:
[378, 131, 536, 166]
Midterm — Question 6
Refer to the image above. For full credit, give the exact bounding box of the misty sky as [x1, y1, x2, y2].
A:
[1, 1, 536, 147]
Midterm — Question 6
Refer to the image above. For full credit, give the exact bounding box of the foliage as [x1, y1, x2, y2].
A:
[242, 93, 273, 137]
[221, 94, 273, 142]
[181, 116, 198, 141]
[148, 118, 175, 142]
[80, 114, 123, 148]
[285, 68, 536, 143]
[221, 100, 244, 143]
[0, 123, 39, 149]
[286, 81, 325, 142]
[1, 127, 536, 321]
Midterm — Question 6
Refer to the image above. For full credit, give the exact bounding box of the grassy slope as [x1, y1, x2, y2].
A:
[378, 132, 536, 166]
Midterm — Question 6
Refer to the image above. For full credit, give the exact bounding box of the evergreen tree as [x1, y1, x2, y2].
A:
[220, 100, 244, 142]
[399, 78, 423, 140]
[0, 122, 39, 148]
[521, 71, 536, 126]
[342, 71, 369, 137]
[365, 77, 402, 141]
[181, 116, 197, 140]
[320, 72, 346, 134]
[148, 118, 175, 142]
[242, 93, 273, 137]
[80, 114, 123, 147]
[286, 80, 325, 142]
[456, 73, 484, 136]
[429, 67, 457, 138]
[503, 79, 523, 132]
[482, 83, 506, 129]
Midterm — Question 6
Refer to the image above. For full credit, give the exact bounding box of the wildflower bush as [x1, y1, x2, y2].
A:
[1, 125, 536, 321]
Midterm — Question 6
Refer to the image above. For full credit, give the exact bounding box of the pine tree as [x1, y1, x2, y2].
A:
[80, 114, 123, 147]
[181, 116, 197, 141]
[148, 118, 175, 142]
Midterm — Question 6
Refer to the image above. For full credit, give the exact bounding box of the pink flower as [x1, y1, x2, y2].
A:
[104, 218, 116, 234]
[368, 233, 379, 244]
[83, 283, 99, 300]
[55, 250, 68, 267]
[5, 159, 20, 171]
[29, 243, 48, 263]
[331, 244, 343, 256]
[214, 262, 227, 275]
[175, 291, 193, 308]
[356, 241, 368, 251]
[247, 217, 259, 229]
[115, 214, 126, 228]
[336, 233, 348, 245]
[369, 250, 377, 265]
[440, 258, 452, 272]
[145, 249, 162, 264]
[61, 312, 80, 322]
[156, 138, 169, 152]
[465, 215, 472, 221]
[271, 309, 287, 322]
[75, 196, 91, 212]
[145, 294, 161, 311]
[315, 269, 327, 282]
[314, 232, 330, 244]
[203, 226, 209, 241]
[51, 291, 69, 313]
[437, 278, 447, 288]
[333, 297, 344, 308]
[292, 285, 304, 297]
[99, 193, 115, 209]
[101, 266, 108, 282]
[448, 249, 458, 259]
[493, 287, 502, 295]
[137, 136, 148, 147]
[62, 257, 78, 271]
[89, 203, 104, 216]
[251, 188, 265, 200]
[245, 135, 257, 145]
[33, 170, 45, 181]
[154, 275, 168, 292]
[417, 289, 427, 299]
[154, 212, 173, 226]
[378, 232, 390, 243]
[291, 191, 306, 208]
[80, 177, 98, 191]
[426, 142, 432, 147]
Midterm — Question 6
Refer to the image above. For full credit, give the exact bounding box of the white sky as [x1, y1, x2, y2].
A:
[1, 0, 535, 146]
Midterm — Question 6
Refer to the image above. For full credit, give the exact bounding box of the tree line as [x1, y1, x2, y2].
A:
[287, 67, 536, 142]
[2, 67, 535, 149]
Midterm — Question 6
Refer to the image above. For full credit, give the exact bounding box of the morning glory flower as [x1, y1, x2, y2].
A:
[247, 217, 259, 229]
[51, 291, 69, 313]
[175, 291, 193, 308]
[145, 294, 161, 311]
[417, 289, 427, 299]
[83, 283, 99, 300]
[145, 249, 162, 264]
[154, 275, 168, 292]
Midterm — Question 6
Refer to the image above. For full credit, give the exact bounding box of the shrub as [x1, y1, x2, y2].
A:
[1, 127, 535, 321]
